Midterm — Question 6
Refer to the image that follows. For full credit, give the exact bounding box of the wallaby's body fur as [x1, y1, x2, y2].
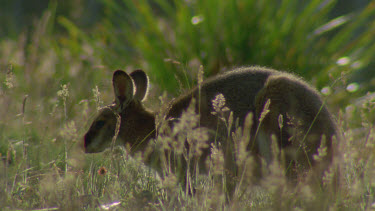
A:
[84, 66, 338, 196]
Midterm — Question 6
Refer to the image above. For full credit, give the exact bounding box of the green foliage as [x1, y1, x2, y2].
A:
[95, 0, 375, 92]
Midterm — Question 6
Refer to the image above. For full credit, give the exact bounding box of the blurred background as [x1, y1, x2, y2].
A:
[1, 0, 374, 94]
[1, 0, 375, 208]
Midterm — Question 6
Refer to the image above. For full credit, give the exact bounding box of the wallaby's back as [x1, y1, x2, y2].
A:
[167, 67, 273, 125]
[168, 66, 336, 135]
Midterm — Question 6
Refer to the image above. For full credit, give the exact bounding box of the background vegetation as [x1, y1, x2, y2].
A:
[1, 0, 375, 209]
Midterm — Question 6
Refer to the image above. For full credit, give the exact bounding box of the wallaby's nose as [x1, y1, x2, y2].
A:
[83, 132, 92, 153]
[78, 136, 86, 152]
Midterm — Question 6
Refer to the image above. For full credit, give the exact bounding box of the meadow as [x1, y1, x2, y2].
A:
[1, 0, 375, 210]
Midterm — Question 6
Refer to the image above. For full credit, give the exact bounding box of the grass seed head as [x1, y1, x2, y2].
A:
[211, 93, 229, 115]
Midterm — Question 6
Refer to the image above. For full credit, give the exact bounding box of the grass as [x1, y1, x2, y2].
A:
[1, 0, 375, 210]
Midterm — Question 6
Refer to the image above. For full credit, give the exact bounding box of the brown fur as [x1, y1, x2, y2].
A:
[84, 66, 339, 196]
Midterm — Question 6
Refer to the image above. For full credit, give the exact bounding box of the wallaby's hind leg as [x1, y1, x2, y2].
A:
[254, 74, 335, 182]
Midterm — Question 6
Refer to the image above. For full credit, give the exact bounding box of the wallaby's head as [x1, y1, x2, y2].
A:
[84, 70, 155, 153]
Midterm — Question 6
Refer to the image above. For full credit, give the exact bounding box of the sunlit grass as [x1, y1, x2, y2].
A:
[1, 0, 375, 210]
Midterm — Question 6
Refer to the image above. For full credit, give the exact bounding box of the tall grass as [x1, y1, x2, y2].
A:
[1, 0, 375, 209]
[89, 0, 375, 93]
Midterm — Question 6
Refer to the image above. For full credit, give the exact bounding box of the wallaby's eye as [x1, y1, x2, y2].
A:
[94, 120, 106, 130]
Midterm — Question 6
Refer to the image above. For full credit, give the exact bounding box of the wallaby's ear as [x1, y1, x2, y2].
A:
[130, 69, 149, 101]
[113, 70, 134, 108]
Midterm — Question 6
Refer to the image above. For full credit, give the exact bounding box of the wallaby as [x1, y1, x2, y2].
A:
[84, 66, 338, 197]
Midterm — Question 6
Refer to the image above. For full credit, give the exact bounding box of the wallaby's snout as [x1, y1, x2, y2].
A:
[84, 129, 106, 153]
[84, 107, 119, 153]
